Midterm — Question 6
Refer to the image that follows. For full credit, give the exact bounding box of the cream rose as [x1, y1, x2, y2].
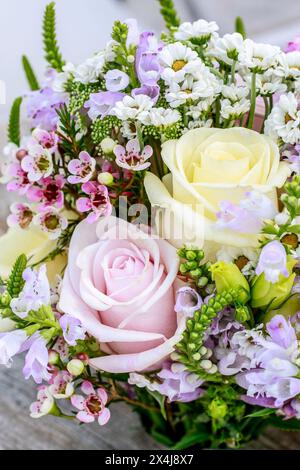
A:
[144, 127, 290, 250]
[0, 226, 66, 284]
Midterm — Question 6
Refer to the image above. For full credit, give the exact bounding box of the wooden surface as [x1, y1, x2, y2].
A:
[0, 358, 300, 450]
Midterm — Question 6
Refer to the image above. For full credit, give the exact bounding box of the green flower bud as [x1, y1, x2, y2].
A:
[100, 137, 116, 155]
[251, 259, 296, 310]
[186, 250, 197, 261]
[235, 306, 251, 323]
[208, 398, 228, 420]
[98, 172, 114, 186]
[210, 262, 250, 304]
[0, 292, 11, 307]
[67, 359, 85, 377]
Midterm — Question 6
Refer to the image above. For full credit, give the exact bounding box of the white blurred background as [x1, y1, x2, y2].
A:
[1, 0, 300, 128]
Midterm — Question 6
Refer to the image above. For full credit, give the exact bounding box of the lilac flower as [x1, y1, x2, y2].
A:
[71, 381, 111, 425]
[157, 363, 204, 402]
[21, 146, 53, 182]
[26, 87, 68, 131]
[0, 330, 27, 367]
[175, 287, 202, 317]
[216, 200, 262, 233]
[10, 265, 51, 319]
[132, 85, 160, 103]
[114, 138, 153, 171]
[59, 315, 86, 346]
[136, 32, 163, 84]
[33, 208, 68, 240]
[84, 91, 124, 120]
[29, 128, 59, 154]
[23, 335, 52, 384]
[240, 191, 277, 220]
[6, 163, 32, 195]
[48, 370, 74, 399]
[266, 315, 297, 348]
[76, 181, 112, 223]
[30, 386, 57, 418]
[105, 70, 130, 92]
[7, 202, 35, 230]
[27, 175, 65, 210]
[256, 240, 289, 283]
[67, 151, 96, 184]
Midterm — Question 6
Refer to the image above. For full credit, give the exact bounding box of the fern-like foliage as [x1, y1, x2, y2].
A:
[22, 55, 40, 91]
[43, 2, 65, 71]
[7, 97, 22, 146]
[157, 0, 180, 31]
[6, 254, 27, 298]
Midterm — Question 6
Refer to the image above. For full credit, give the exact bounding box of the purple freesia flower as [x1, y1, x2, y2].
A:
[10, 265, 51, 319]
[266, 315, 297, 348]
[84, 91, 124, 120]
[59, 315, 86, 346]
[23, 335, 52, 384]
[255, 240, 289, 283]
[175, 287, 202, 317]
[0, 330, 27, 367]
[216, 200, 262, 233]
[132, 85, 160, 103]
[157, 362, 204, 402]
[26, 87, 68, 131]
[135, 32, 162, 103]
[240, 191, 277, 220]
[105, 70, 129, 92]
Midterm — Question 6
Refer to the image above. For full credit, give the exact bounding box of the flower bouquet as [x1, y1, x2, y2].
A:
[2, 0, 300, 450]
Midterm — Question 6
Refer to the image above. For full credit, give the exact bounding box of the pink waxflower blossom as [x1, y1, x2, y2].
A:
[105, 70, 130, 92]
[27, 175, 65, 209]
[71, 381, 111, 426]
[48, 371, 74, 399]
[67, 151, 96, 184]
[6, 163, 32, 195]
[29, 128, 59, 153]
[256, 240, 289, 283]
[76, 181, 112, 223]
[21, 146, 53, 182]
[7, 202, 35, 229]
[33, 207, 68, 240]
[23, 335, 52, 384]
[30, 386, 57, 418]
[114, 138, 153, 171]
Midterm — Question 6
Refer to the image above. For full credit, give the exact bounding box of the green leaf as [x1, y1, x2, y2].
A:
[150, 429, 174, 447]
[268, 416, 300, 431]
[171, 431, 207, 450]
[7, 254, 27, 298]
[22, 55, 40, 91]
[286, 225, 300, 234]
[148, 390, 167, 420]
[7, 97, 22, 146]
[245, 408, 275, 419]
[43, 2, 65, 71]
[157, 0, 180, 31]
[235, 16, 247, 39]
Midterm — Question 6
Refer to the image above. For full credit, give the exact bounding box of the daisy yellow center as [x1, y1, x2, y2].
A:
[172, 59, 187, 72]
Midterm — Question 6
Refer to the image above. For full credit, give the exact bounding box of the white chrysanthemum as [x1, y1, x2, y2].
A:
[120, 121, 137, 140]
[239, 39, 283, 72]
[138, 108, 181, 126]
[265, 92, 300, 144]
[159, 42, 198, 83]
[112, 94, 153, 120]
[220, 84, 250, 120]
[74, 52, 105, 84]
[174, 19, 219, 41]
[245, 72, 287, 96]
[185, 117, 213, 131]
[186, 98, 215, 119]
[282, 51, 300, 80]
[216, 246, 258, 276]
[210, 32, 244, 65]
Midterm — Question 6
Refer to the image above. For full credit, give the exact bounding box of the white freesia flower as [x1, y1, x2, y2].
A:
[74, 52, 105, 84]
[239, 39, 283, 72]
[211, 33, 244, 65]
[113, 94, 153, 121]
[265, 92, 300, 144]
[174, 19, 219, 41]
[159, 42, 198, 83]
[138, 108, 181, 126]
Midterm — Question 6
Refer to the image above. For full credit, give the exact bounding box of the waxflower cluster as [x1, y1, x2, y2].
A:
[2, 0, 300, 450]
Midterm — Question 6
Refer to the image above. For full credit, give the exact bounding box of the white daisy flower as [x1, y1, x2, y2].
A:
[185, 117, 213, 131]
[239, 39, 283, 73]
[246, 72, 287, 96]
[174, 19, 219, 42]
[112, 94, 153, 121]
[159, 42, 198, 83]
[138, 108, 181, 126]
[282, 51, 300, 80]
[265, 92, 300, 144]
[210, 33, 244, 65]
[186, 98, 215, 119]
[74, 52, 105, 84]
[216, 246, 258, 276]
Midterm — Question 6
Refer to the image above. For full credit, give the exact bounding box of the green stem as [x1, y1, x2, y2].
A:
[247, 73, 256, 129]
[260, 96, 269, 134]
[231, 60, 236, 84]
[215, 98, 221, 128]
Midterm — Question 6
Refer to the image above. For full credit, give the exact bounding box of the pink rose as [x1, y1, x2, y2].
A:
[59, 217, 185, 373]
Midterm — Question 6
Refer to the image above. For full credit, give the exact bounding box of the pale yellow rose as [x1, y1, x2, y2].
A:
[0, 226, 67, 284]
[144, 127, 290, 251]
